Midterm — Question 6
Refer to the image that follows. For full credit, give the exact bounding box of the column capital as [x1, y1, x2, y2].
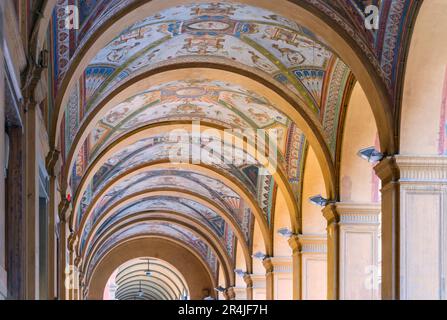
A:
[322, 204, 339, 224]
[224, 287, 236, 300]
[374, 156, 399, 184]
[243, 273, 253, 288]
[45, 149, 61, 177]
[67, 232, 78, 253]
[58, 197, 71, 223]
[288, 235, 301, 253]
[262, 257, 273, 274]
[336, 202, 381, 225]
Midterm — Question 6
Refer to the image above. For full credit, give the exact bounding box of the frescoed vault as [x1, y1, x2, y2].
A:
[41, 0, 422, 297]
[85, 221, 220, 282]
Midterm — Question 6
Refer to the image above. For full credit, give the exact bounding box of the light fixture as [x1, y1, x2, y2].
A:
[277, 227, 294, 238]
[252, 252, 267, 261]
[309, 194, 329, 207]
[145, 259, 152, 277]
[357, 147, 384, 163]
[234, 269, 247, 277]
[137, 280, 143, 298]
[214, 286, 226, 293]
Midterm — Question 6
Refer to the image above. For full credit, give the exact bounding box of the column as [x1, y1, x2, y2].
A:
[288, 235, 302, 300]
[337, 203, 380, 300]
[46, 149, 60, 299]
[376, 155, 447, 300]
[24, 102, 39, 299]
[299, 235, 327, 300]
[0, 7, 5, 298]
[262, 258, 274, 300]
[374, 156, 399, 299]
[270, 257, 293, 300]
[323, 204, 339, 300]
[58, 199, 70, 300]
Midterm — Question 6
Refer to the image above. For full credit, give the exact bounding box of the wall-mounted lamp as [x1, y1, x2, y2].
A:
[234, 269, 247, 277]
[144, 259, 152, 277]
[357, 147, 384, 163]
[252, 252, 267, 261]
[309, 194, 330, 207]
[214, 286, 227, 293]
[277, 227, 294, 238]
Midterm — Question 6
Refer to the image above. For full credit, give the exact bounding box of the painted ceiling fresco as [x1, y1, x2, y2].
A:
[86, 221, 219, 280]
[60, 2, 334, 117]
[81, 194, 244, 263]
[75, 79, 291, 158]
[78, 168, 256, 250]
[53, 1, 419, 122]
[74, 133, 275, 223]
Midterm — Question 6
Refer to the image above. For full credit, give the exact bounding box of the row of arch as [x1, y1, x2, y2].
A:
[19, 0, 445, 300]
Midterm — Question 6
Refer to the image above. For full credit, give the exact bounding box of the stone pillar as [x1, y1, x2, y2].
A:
[337, 203, 380, 300]
[270, 257, 293, 300]
[24, 102, 39, 299]
[374, 156, 399, 300]
[299, 235, 327, 300]
[5, 126, 25, 299]
[46, 150, 60, 299]
[57, 200, 70, 300]
[262, 258, 274, 300]
[323, 204, 339, 300]
[288, 235, 302, 300]
[0, 7, 5, 299]
[250, 274, 266, 300]
[376, 155, 447, 300]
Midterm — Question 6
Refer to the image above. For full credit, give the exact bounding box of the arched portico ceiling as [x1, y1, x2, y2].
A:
[51, 1, 419, 118]
[112, 258, 190, 300]
[80, 192, 243, 263]
[59, 2, 350, 162]
[74, 134, 274, 227]
[69, 79, 293, 187]
[86, 221, 220, 282]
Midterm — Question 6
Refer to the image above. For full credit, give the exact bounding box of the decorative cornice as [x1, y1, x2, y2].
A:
[396, 155, 447, 183]
[270, 257, 293, 273]
[298, 234, 327, 254]
[336, 202, 380, 225]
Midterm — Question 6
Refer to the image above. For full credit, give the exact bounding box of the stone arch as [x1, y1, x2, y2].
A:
[86, 237, 216, 300]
